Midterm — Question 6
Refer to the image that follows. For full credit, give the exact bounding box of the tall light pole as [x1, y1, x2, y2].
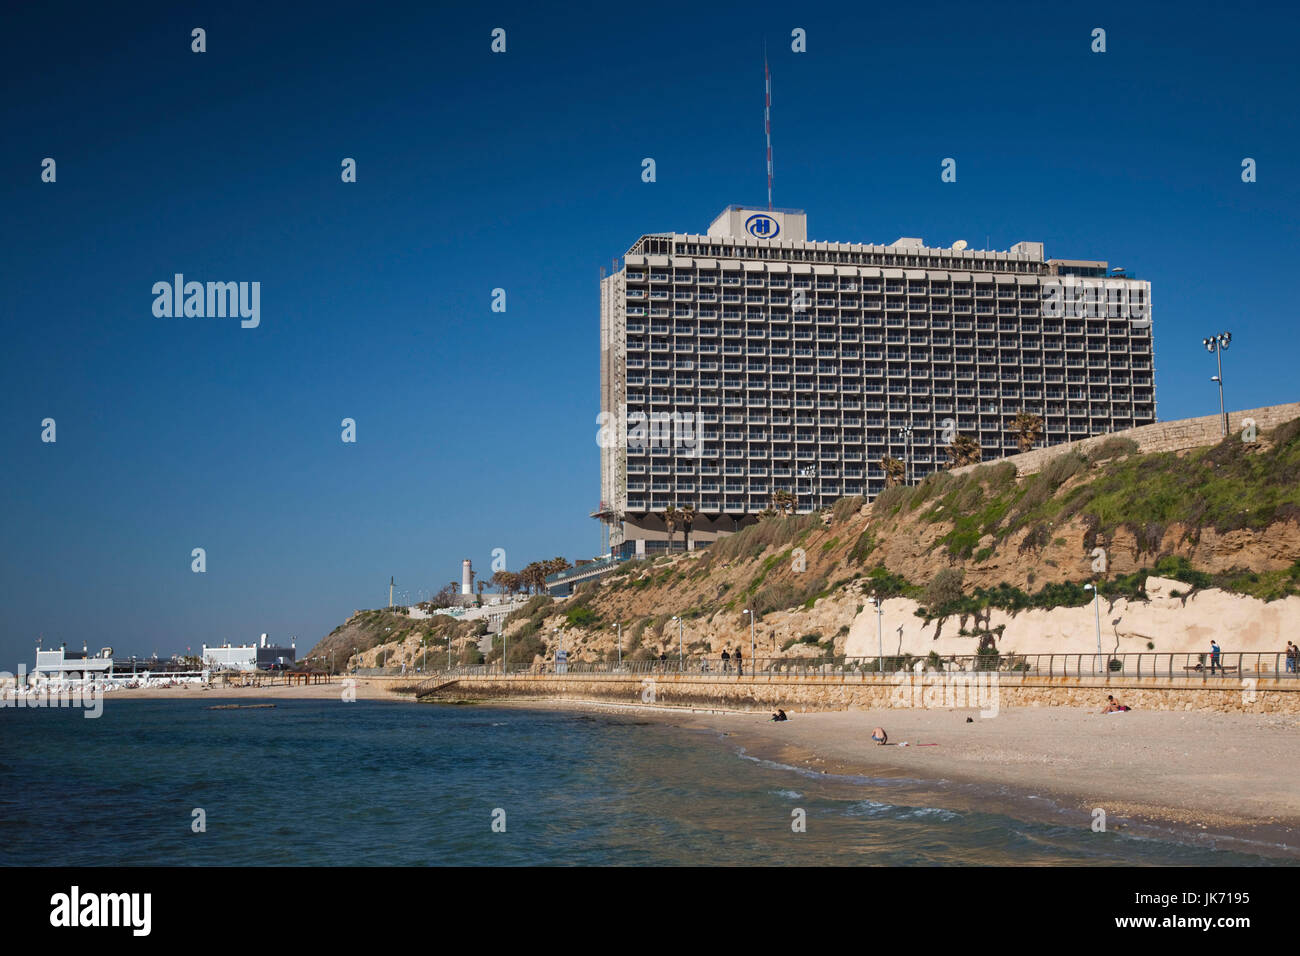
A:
[897, 424, 913, 485]
[799, 465, 816, 513]
[742, 608, 755, 664]
[872, 596, 884, 672]
[1084, 583, 1103, 673]
[1202, 332, 1231, 436]
[616, 622, 622, 667]
[670, 616, 683, 666]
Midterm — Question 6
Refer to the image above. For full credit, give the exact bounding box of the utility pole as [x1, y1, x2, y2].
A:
[389, 576, 395, 609]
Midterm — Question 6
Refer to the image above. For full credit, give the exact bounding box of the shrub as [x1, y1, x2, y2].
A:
[1039, 450, 1090, 489]
[865, 565, 915, 599]
[565, 606, 598, 628]
[848, 528, 877, 564]
[831, 496, 866, 524]
[871, 484, 912, 515]
[1089, 436, 1139, 461]
[923, 568, 965, 614]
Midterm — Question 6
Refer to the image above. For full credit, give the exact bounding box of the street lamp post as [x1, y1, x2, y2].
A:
[1202, 332, 1232, 436]
[616, 622, 622, 667]
[742, 608, 756, 666]
[897, 425, 914, 485]
[872, 596, 884, 673]
[1084, 583, 1103, 673]
[799, 465, 816, 513]
[670, 616, 683, 667]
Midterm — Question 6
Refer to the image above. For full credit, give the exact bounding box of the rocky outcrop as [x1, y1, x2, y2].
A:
[844, 580, 1300, 662]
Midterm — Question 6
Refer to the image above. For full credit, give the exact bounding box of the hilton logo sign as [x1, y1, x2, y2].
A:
[745, 213, 780, 239]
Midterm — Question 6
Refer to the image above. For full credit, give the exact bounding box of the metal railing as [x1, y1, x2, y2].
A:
[403, 652, 1300, 684]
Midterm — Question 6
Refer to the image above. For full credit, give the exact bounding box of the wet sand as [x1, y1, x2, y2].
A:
[475, 697, 1300, 854]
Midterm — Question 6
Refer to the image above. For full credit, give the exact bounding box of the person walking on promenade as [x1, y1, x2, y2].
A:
[1286, 641, 1297, 674]
[721, 648, 731, 673]
[735, 647, 743, 678]
[1209, 640, 1222, 675]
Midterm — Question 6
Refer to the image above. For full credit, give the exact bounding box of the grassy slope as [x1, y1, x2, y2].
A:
[584, 416, 1300, 634]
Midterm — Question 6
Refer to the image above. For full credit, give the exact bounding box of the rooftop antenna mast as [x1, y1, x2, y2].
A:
[764, 45, 773, 211]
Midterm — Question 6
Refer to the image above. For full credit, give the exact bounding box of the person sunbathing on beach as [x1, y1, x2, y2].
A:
[771, 709, 788, 722]
[871, 727, 888, 745]
[1100, 695, 1131, 714]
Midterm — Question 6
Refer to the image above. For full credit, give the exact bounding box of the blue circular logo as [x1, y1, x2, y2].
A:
[745, 213, 780, 240]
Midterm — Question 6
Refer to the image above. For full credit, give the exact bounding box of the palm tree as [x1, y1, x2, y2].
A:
[520, 562, 545, 595]
[664, 505, 679, 551]
[681, 504, 696, 550]
[1010, 410, 1044, 453]
[881, 456, 905, 488]
[944, 433, 983, 469]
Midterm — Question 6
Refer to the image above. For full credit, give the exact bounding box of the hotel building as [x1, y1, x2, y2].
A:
[597, 207, 1155, 553]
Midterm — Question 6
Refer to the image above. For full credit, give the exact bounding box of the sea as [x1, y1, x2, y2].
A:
[0, 699, 1290, 866]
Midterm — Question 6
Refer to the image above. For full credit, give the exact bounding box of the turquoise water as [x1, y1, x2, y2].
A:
[0, 700, 1287, 865]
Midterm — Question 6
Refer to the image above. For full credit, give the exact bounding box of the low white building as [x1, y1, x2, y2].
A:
[34, 646, 114, 681]
[202, 634, 296, 671]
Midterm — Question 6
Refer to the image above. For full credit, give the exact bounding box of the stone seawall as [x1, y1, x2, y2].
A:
[952, 401, 1300, 478]
[414, 672, 1300, 715]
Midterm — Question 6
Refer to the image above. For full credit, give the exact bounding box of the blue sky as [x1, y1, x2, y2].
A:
[2, 0, 1297, 665]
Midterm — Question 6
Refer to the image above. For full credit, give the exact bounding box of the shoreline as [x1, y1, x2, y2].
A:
[683, 708, 1300, 857]
[447, 696, 1300, 857]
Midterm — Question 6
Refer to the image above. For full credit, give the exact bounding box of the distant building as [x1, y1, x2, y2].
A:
[31, 644, 197, 683]
[201, 634, 296, 671]
[34, 645, 115, 681]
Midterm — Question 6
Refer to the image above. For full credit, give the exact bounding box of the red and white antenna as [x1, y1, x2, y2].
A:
[764, 49, 773, 211]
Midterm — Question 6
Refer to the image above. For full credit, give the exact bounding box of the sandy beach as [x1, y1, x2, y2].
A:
[470, 696, 1300, 853]
[670, 707, 1300, 845]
